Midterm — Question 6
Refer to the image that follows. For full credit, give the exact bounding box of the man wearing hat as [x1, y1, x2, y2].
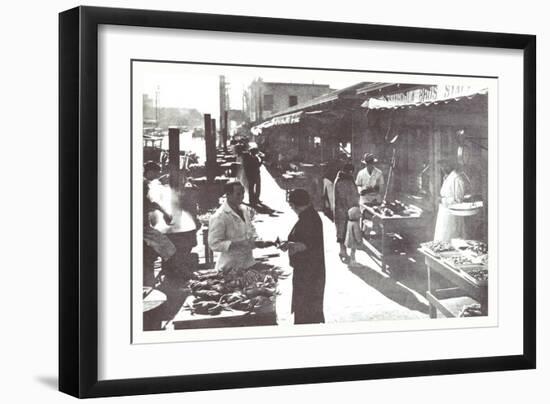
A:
[356, 153, 385, 206]
[281, 189, 326, 324]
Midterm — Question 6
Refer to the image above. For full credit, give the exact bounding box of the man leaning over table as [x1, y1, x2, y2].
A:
[356, 153, 385, 235]
[356, 152, 385, 205]
[208, 180, 270, 271]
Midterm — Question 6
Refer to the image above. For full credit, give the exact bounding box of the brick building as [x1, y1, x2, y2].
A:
[245, 79, 331, 122]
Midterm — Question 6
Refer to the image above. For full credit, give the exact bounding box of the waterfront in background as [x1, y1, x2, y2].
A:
[160, 129, 207, 163]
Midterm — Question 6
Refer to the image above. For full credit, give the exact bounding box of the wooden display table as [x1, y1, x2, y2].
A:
[170, 296, 276, 329]
[280, 172, 307, 198]
[361, 203, 424, 273]
[419, 248, 488, 318]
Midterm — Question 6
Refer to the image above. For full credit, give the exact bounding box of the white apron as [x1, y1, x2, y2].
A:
[434, 170, 467, 242]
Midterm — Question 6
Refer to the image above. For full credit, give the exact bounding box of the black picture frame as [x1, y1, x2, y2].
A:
[59, 5, 536, 398]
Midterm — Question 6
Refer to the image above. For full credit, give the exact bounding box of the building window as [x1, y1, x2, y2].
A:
[289, 95, 298, 107]
[263, 94, 274, 111]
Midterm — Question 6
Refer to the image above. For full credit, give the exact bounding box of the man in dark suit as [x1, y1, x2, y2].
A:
[242, 148, 262, 205]
[281, 189, 326, 324]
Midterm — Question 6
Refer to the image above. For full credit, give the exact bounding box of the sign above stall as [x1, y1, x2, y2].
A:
[363, 85, 488, 110]
[251, 111, 303, 135]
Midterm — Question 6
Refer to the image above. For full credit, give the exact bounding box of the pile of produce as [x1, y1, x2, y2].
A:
[448, 239, 489, 267]
[385, 200, 408, 214]
[463, 267, 489, 282]
[371, 205, 394, 217]
[458, 303, 484, 317]
[452, 239, 488, 255]
[463, 240, 488, 255]
[444, 254, 476, 267]
[423, 239, 489, 285]
[370, 200, 412, 217]
[183, 267, 282, 316]
[421, 241, 457, 255]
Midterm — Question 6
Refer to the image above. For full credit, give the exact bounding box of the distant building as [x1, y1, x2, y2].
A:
[245, 79, 331, 122]
[227, 109, 246, 125]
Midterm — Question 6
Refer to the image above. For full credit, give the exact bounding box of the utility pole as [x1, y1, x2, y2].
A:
[219, 76, 226, 148]
[219, 75, 230, 152]
[155, 85, 160, 127]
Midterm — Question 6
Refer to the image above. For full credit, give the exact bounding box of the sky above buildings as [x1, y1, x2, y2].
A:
[137, 61, 386, 116]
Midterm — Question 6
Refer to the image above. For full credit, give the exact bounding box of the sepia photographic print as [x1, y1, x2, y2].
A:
[133, 60, 496, 344]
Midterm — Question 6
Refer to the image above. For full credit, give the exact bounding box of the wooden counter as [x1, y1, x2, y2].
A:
[419, 248, 488, 318]
[361, 203, 424, 273]
[170, 296, 276, 329]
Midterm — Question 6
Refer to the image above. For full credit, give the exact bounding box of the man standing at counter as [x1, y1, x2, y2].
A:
[356, 153, 385, 205]
[208, 181, 266, 271]
[356, 153, 385, 235]
[434, 159, 468, 242]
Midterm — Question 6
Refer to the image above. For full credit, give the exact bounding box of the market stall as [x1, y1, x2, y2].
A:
[361, 200, 424, 273]
[419, 240, 488, 318]
[355, 86, 489, 240]
[169, 265, 283, 329]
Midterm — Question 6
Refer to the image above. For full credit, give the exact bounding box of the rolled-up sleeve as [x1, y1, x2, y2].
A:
[208, 214, 232, 252]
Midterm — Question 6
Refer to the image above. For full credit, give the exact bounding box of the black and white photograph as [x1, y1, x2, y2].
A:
[2, 0, 544, 402]
[135, 61, 495, 341]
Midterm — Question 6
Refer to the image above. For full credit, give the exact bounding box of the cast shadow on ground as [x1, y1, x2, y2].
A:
[246, 202, 282, 217]
[347, 262, 430, 315]
[35, 375, 58, 390]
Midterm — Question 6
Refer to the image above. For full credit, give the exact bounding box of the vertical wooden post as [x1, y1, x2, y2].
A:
[351, 109, 368, 169]
[168, 127, 180, 189]
[431, 124, 441, 211]
[211, 118, 217, 152]
[204, 114, 216, 183]
[219, 75, 226, 147]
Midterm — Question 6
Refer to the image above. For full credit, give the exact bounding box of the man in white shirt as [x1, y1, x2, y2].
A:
[356, 153, 385, 205]
[208, 181, 267, 271]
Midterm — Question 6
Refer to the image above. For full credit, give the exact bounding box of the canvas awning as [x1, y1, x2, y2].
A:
[250, 109, 349, 136]
[251, 111, 303, 135]
[362, 86, 488, 110]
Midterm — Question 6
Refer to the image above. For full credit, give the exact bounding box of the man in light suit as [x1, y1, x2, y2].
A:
[208, 181, 269, 271]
